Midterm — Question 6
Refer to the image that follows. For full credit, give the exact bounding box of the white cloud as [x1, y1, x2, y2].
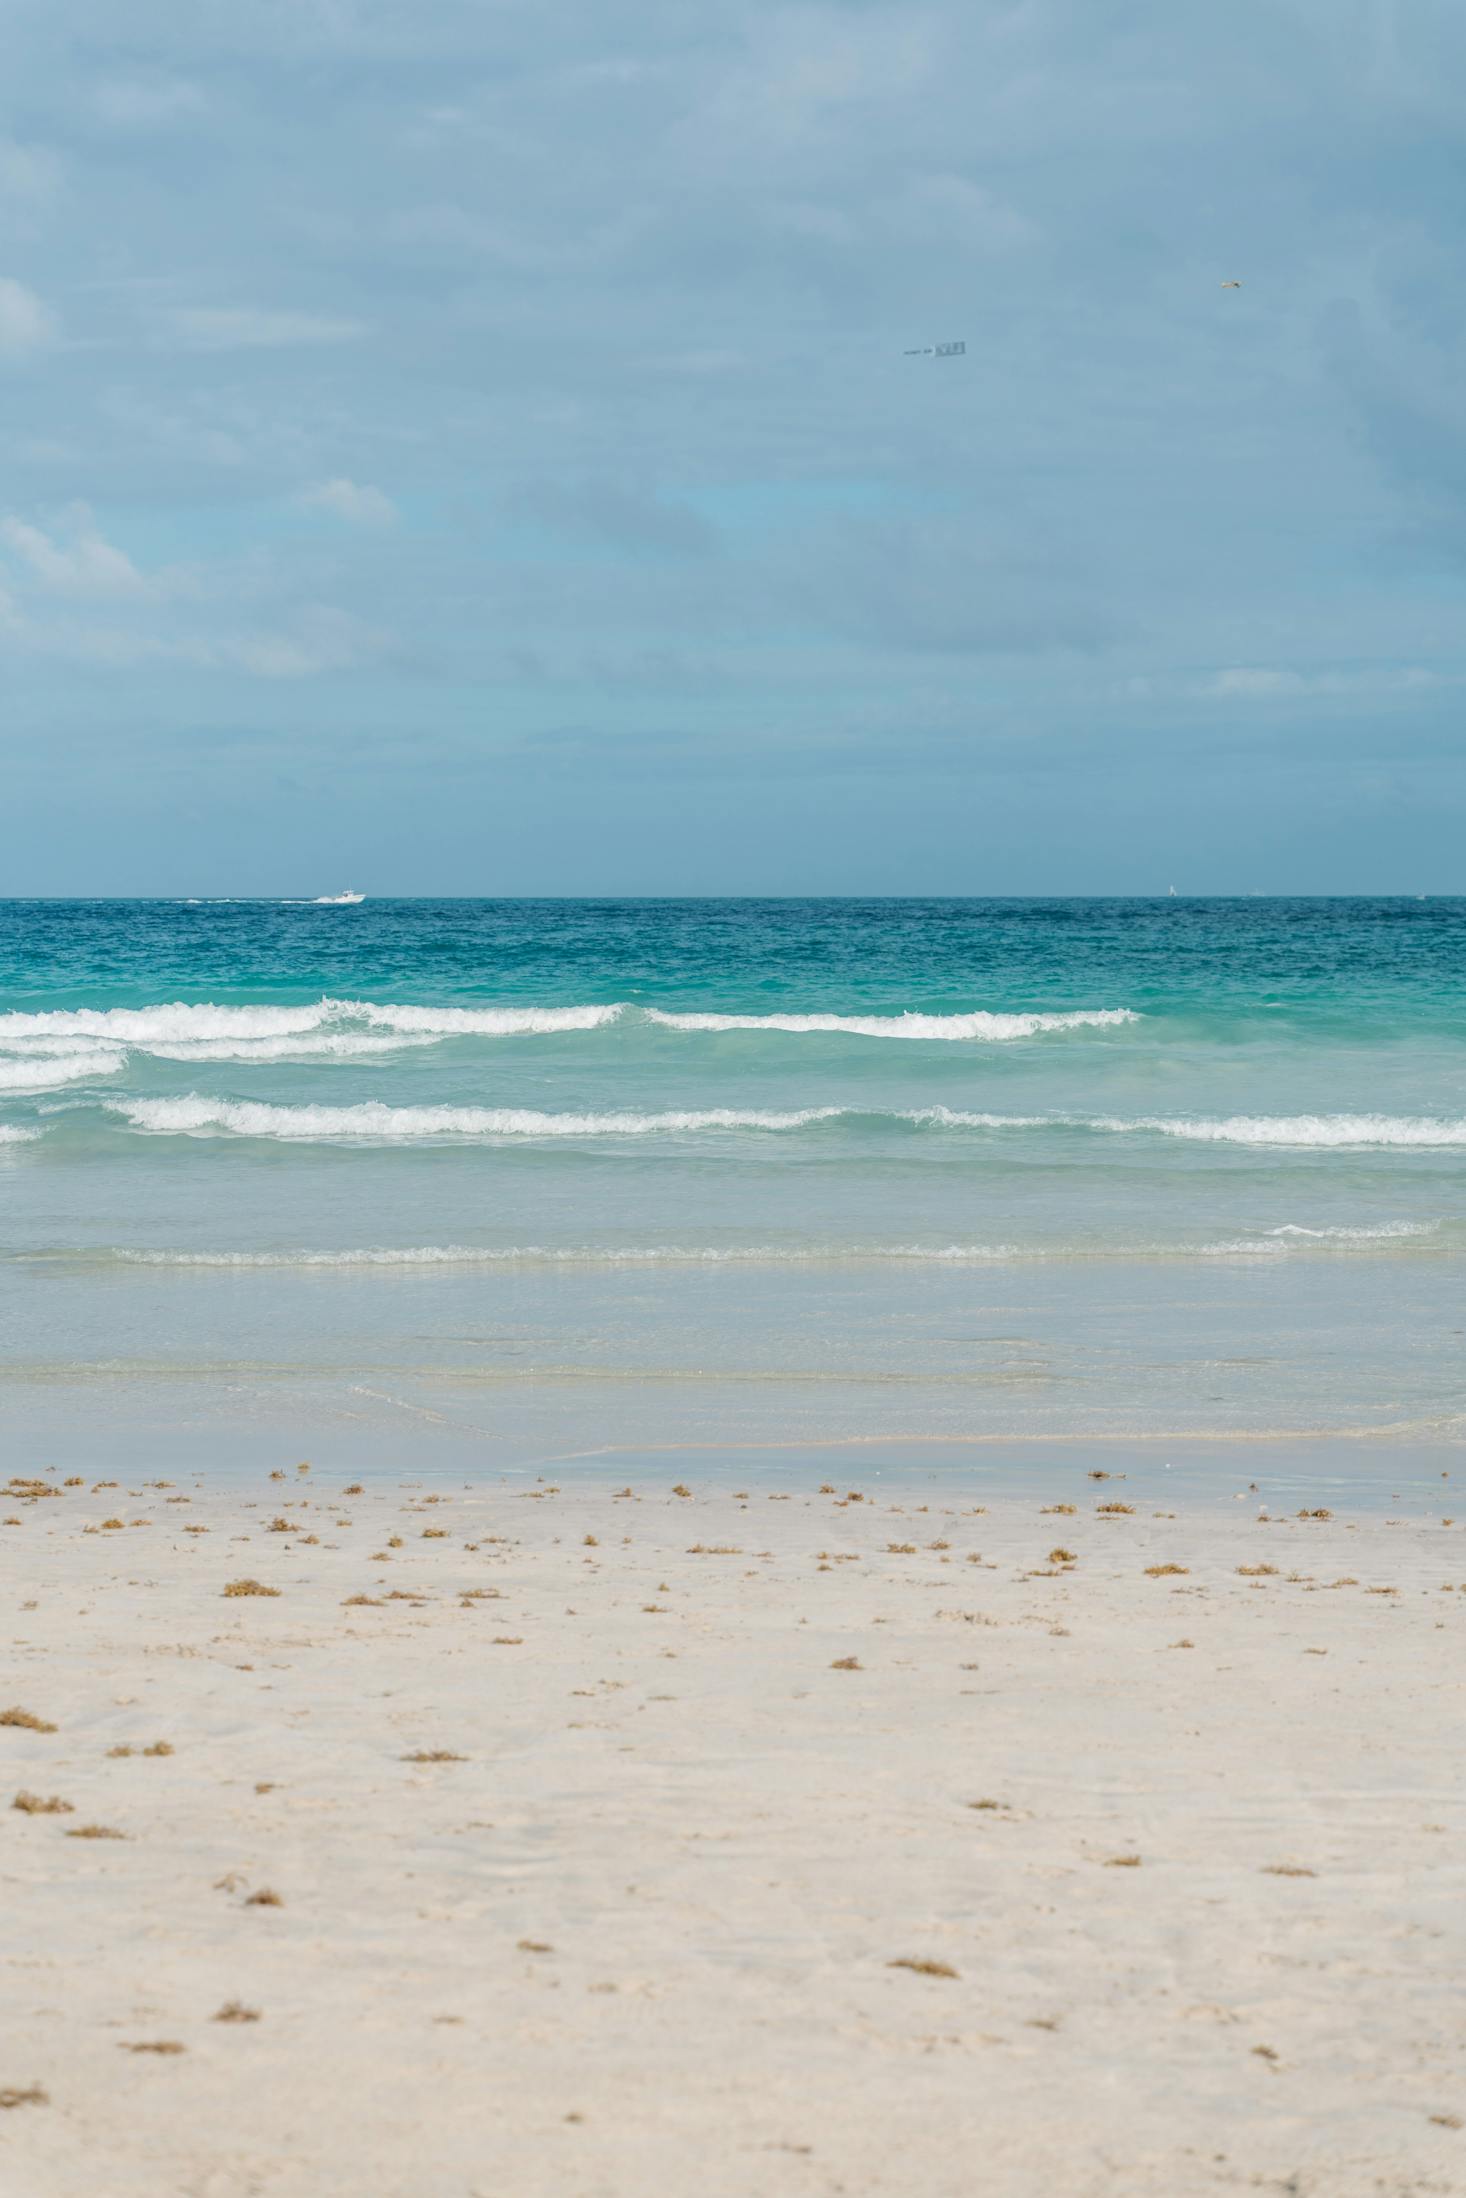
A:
[300, 477, 398, 526]
[0, 139, 61, 211]
[896, 173, 1033, 252]
[1206, 667, 1308, 698]
[686, 11, 938, 159]
[0, 504, 152, 599]
[221, 608, 384, 678]
[0, 275, 57, 357]
[167, 307, 367, 351]
[1202, 665, 1450, 701]
[92, 79, 206, 129]
[0, 592, 385, 679]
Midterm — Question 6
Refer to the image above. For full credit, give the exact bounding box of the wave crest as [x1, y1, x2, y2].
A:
[0, 1048, 125, 1092]
[1, 996, 1134, 1060]
[644, 1006, 1138, 1041]
[106, 1097, 843, 1141]
[1265, 1221, 1436, 1240]
[104, 1241, 1025, 1267]
[75, 1096, 1466, 1150]
[1105, 1113, 1466, 1149]
[910, 1108, 1466, 1149]
[355, 1003, 622, 1036]
[0, 997, 624, 1049]
[37, 1222, 1443, 1266]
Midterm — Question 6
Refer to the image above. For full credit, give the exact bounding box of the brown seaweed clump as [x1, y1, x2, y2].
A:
[1, 1707, 57, 1733]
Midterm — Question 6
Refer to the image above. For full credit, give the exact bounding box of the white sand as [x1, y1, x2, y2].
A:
[2, 1468, 1464, 2196]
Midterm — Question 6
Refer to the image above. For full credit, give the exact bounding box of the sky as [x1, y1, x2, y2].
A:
[1, 0, 1464, 895]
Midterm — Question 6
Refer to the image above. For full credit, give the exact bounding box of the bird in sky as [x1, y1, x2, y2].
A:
[1221, 279, 1242, 288]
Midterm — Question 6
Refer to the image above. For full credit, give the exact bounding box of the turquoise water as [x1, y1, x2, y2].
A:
[2, 899, 1463, 1487]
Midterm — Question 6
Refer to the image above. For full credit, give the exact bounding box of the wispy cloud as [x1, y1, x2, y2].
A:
[0, 501, 384, 677]
[1206, 667, 1310, 699]
[0, 504, 153, 599]
[223, 607, 384, 678]
[91, 78, 206, 130]
[300, 477, 397, 526]
[1203, 665, 1449, 700]
[0, 276, 57, 357]
[166, 307, 367, 351]
[0, 594, 385, 679]
[0, 139, 62, 217]
[507, 478, 714, 556]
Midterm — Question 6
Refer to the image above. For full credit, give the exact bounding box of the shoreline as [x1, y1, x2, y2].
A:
[3, 1386, 1462, 1508]
[4, 1470, 1464, 2194]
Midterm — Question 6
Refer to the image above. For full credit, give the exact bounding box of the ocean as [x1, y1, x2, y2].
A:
[2, 898, 1463, 1498]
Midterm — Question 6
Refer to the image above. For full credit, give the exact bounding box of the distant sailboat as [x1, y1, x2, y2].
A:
[314, 890, 365, 905]
[1167, 885, 1178, 897]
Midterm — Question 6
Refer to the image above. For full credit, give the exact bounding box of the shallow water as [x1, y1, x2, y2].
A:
[3, 898, 1463, 1486]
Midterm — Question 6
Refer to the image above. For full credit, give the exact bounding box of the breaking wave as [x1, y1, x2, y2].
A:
[644, 1007, 1139, 1041]
[0, 1123, 43, 1144]
[1100, 1113, 1466, 1149]
[0, 998, 623, 1048]
[106, 1097, 844, 1140]
[352, 1003, 622, 1036]
[0, 1048, 125, 1092]
[102, 1241, 1025, 1267]
[95, 1095, 1466, 1149]
[1264, 1220, 1437, 1241]
[2, 1003, 336, 1043]
[910, 1107, 1466, 1148]
[143, 1033, 441, 1064]
[30, 1222, 1442, 1266]
[0, 996, 1136, 1062]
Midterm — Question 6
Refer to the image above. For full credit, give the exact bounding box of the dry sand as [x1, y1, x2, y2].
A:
[2, 1465, 1463, 2197]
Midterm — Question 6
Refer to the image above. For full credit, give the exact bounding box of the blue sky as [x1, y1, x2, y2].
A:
[2, 0, 1463, 893]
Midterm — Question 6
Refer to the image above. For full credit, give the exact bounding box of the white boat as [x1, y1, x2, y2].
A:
[314, 890, 365, 905]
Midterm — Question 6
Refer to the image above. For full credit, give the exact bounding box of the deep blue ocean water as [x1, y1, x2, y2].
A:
[2, 898, 1463, 1491]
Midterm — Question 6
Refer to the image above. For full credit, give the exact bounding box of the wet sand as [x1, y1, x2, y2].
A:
[3, 1467, 1463, 2196]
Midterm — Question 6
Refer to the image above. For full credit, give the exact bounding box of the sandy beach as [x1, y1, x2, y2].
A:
[2, 1466, 1462, 2197]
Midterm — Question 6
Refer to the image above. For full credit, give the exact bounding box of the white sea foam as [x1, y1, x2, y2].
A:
[0, 1123, 43, 1144]
[0, 1036, 119, 1058]
[0, 1002, 336, 1043]
[645, 1006, 1138, 1040]
[0, 996, 1138, 1056]
[107, 1096, 844, 1141]
[908, 1108, 1466, 1149]
[83, 1091, 1466, 1149]
[63, 1224, 1441, 1266]
[0, 1048, 126, 1092]
[904, 1108, 1050, 1130]
[1101, 1113, 1466, 1149]
[1197, 1223, 1441, 1254]
[1264, 1221, 1438, 1241]
[143, 1032, 439, 1064]
[0, 998, 624, 1049]
[355, 1003, 623, 1036]
[106, 1241, 1026, 1268]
